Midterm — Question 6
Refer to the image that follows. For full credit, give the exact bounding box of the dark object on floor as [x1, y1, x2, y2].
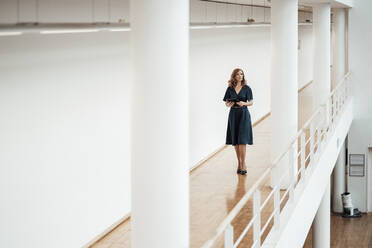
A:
[342, 208, 362, 218]
[341, 192, 362, 218]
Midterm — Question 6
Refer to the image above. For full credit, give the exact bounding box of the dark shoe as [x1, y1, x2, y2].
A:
[241, 164, 247, 175]
[237, 169, 242, 174]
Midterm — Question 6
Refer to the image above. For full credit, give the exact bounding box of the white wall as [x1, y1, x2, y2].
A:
[348, 0, 372, 212]
[0, 32, 132, 248]
[189, 25, 313, 167]
[189, 26, 271, 167]
[0, 2, 315, 247]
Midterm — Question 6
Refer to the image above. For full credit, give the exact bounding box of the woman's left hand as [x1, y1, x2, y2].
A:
[237, 101, 245, 107]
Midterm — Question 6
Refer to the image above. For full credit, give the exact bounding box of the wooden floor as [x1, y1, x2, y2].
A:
[91, 83, 316, 248]
[303, 213, 372, 248]
[91, 114, 275, 248]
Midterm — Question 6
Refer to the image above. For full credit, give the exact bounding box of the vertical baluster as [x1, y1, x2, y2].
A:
[300, 131, 306, 181]
[316, 112, 321, 157]
[253, 189, 261, 248]
[342, 80, 346, 105]
[336, 90, 339, 116]
[344, 78, 347, 100]
[343, 79, 346, 100]
[335, 92, 338, 120]
[309, 122, 315, 163]
[325, 99, 330, 136]
[273, 165, 280, 230]
[289, 145, 295, 202]
[320, 105, 326, 146]
[330, 97, 334, 131]
[336, 87, 339, 112]
[340, 85, 343, 109]
[224, 224, 234, 248]
[340, 87, 342, 110]
[332, 94, 336, 124]
[337, 90, 340, 115]
[340, 86, 343, 109]
[344, 80, 347, 103]
[340, 80, 343, 106]
[340, 87, 342, 108]
[335, 92, 338, 123]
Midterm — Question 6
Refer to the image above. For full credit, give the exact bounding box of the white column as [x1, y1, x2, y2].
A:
[313, 182, 330, 248]
[332, 140, 346, 213]
[270, 0, 298, 188]
[313, 3, 331, 109]
[332, 8, 346, 90]
[130, 1, 189, 248]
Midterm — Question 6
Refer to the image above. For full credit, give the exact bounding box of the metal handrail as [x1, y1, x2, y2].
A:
[201, 71, 351, 248]
[272, 71, 351, 167]
[201, 167, 271, 248]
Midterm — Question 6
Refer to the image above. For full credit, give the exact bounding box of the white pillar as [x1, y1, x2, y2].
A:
[313, 182, 330, 248]
[332, 140, 346, 213]
[270, 0, 298, 188]
[313, 3, 331, 109]
[332, 8, 346, 90]
[130, 1, 189, 248]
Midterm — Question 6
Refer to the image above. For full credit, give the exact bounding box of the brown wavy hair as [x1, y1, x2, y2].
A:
[228, 68, 247, 88]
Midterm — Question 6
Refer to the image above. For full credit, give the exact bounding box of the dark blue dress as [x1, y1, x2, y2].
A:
[223, 85, 253, 146]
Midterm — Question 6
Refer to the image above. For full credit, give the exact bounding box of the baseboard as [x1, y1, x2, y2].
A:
[84, 214, 130, 248]
[86, 111, 271, 247]
[298, 80, 313, 93]
[189, 145, 228, 173]
[253, 112, 270, 127]
[189, 111, 270, 173]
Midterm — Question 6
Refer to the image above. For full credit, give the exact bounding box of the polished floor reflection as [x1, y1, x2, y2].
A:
[91, 83, 314, 248]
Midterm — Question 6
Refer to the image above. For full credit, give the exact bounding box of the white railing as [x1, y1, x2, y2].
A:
[201, 72, 351, 248]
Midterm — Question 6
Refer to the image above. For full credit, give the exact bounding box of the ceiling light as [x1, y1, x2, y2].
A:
[108, 27, 131, 32]
[40, 29, 99, 34]
[0, 31, 22, 36]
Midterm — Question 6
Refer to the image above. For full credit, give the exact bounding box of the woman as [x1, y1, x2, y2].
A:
[223, 68, 254, 175]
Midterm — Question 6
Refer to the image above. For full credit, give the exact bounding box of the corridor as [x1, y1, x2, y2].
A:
[2, 0, 366, 247]
[91, 84, 315, 248]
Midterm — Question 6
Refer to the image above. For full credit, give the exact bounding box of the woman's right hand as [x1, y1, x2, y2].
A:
[225, 101, 234, 107]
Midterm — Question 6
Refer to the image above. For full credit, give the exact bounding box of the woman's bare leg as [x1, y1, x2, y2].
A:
[239, 145, 247, 170]
[234, 145, 241, 170]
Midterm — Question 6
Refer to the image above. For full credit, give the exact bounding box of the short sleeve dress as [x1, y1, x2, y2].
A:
[223, 85, 253, 146]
